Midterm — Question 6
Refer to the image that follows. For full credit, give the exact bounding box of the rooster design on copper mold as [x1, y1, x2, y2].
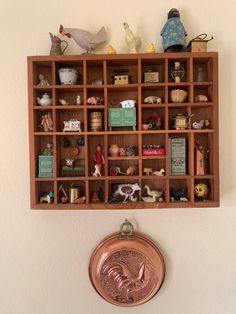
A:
[102, 261, 149, 302]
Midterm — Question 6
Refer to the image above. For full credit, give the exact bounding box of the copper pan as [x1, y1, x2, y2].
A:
[89, 220, 165, 307]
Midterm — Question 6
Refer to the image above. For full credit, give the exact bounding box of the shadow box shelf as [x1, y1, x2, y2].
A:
[28, 52, 219, 209]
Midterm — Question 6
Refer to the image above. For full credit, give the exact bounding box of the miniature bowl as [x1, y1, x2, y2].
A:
[59, 68, 78, 85]
[120, 99, 136, 108]
[170, 89, 188, 103]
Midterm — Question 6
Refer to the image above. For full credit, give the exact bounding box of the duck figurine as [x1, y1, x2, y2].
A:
[146, 43, 156, 53]
[192, 120, 204, 130]
[37, 93, 52, 106]
[143, 185, 163, 202]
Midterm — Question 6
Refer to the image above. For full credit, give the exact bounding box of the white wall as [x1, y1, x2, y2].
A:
[0, 0, 236, 313]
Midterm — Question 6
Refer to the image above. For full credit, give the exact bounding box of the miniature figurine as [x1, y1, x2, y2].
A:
[143, 185, 163, 202]
[91, 191, 100, 203]
[153, 168, 166, 176]
[126, 166, 137, 176]
[161, 8, 187, 52]
[107, 45, 117, 54]
[87, 96, 103, 105]
[143, 168, 153, 176]
[76, 137, 84, 146]
[62, 137, 71, 148]
[195, 141, 209, 175]
[204, 120, 211, 129]
[59, 98, 69, 106]
[123, 22, 141, 53]
[114, 183, 140, 203]
[38, 74, 49, 86]
[59, 24, 108, 53]
[65, 158, 75, 167]
[171, 188, 185, 201]
[146, 43, 156, 53]
[144, 96, 162, 104]
[92, 145, 105, 177]
[76, 95, 82, 105]
[171, 62, 185, 83]
[192, 120, 204, 130]
[74, 196, 86, 204]
[40, 191, 54, 203]
[40, 112, 53, 132]
[43, 143, 53, 155]
[49, 32, 68, 55]
[194, 183, 209, 201]
[59, 184, 69, 203]
[195, 94, 208, 103]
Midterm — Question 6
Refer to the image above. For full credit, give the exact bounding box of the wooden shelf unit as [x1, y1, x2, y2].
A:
[28, 52, 219, 209]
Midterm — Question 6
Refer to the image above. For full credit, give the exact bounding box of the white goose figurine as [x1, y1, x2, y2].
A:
[123, 22, 141, 53]
[143, 185, 163, 202]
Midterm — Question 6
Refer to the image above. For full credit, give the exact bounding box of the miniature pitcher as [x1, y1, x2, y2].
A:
[49, 32, 68, 55]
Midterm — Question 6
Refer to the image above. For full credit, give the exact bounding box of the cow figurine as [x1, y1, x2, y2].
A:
[114, 183, 140, 203]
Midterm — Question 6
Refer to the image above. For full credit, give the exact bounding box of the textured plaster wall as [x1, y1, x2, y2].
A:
[0, 0, 236, 313]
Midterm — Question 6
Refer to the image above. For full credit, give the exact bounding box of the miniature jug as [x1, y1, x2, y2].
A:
[49, 32, 68, 55]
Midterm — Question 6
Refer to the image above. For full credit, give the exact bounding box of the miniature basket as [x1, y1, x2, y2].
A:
[170, 89, 188, 103]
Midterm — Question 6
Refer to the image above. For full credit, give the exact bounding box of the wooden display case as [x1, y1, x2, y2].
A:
[28, 52, 219, 209]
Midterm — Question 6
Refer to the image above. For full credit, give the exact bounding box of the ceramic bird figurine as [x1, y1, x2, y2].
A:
[123, 22, 141, 53]
[59, 24, 108, 53]
[192, 120, 204, 130]
[146, 43, 156, 53]
[107, 45, 117, 54]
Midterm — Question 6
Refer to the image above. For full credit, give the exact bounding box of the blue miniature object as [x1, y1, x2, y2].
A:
[161, 8, 187, 52]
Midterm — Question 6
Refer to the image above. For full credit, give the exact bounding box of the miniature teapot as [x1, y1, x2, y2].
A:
[37, 93, 52, 106]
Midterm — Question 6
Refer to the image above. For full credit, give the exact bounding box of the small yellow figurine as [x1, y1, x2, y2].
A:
[146, 43, 156, 53]
[107, 45, 117, 54]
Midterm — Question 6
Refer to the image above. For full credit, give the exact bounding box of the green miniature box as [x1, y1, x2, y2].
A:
[38, 155, 54, 178]
[169, 138, 186, 175]
[108, 108, 136, 131]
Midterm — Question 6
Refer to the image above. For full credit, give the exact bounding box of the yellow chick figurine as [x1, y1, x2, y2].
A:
[107, 45, 117, 54]
[146, 43, 156, 53]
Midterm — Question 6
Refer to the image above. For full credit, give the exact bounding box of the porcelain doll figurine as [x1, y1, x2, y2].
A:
[161, 8, 187, 52]
[92, 145, 105, 177]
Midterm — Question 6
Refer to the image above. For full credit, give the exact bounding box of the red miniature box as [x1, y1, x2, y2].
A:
[142, 148, 165, 156]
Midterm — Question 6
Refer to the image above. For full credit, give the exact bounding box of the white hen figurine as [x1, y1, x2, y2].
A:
[59, 25, 108, 53]
[123, 22, 141, 53]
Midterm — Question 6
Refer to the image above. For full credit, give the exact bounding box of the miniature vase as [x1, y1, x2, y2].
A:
[109, 144, 119, 157]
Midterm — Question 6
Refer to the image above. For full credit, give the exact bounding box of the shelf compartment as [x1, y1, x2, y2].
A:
[35, 181, 55, 205]
[168, 134, 191, 176]
[86, 60, 104, 85]
[33, 109, 53, 132]
[89, 180, 105, 203]
[55, 109, 84, 132]
[87, 108, 105, 132]
[33, 90, 53, 107]
[107, 88, 138, 108]
[194, 133, 213, 175]
[108, 178, 141, 203]
[168, 58, 190, 83]
[55, 61, 83, 85]
[87, 87, 105, 105]
[194, 85, 213, 103]
[106, 59, 138, 84]
[55, 87, 84, 106]
[88, 135, 105, 177]
[141, 85, 165, 105]
[168, 85, 191, 104]
[169, 178, 191, 203]
[34, 135, 54, 178]
[142, 158, 166, 177]
[32, 61, 53, 86]
[56, 135, 85, 177]
[193, 57, 213, 83]
[57, 180, 86, 204]
[142, 133, 166, 154]
[191, 107, 213, 130]
[108, 133, 139, 157]
[142, 107, 165, 130]
[194, 178, 215, 203]
[141, 178, 166, 203]
[108, 159, 139, 177]
[141, 58, 165, 83]
[168, 107, 191, 130]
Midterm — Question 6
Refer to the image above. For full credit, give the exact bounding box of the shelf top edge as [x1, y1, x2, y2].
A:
[27, 52, 218, 62]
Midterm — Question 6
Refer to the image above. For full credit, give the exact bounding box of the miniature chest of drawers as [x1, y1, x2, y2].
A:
[108, 108, 136, 130]
[38, 155, 53, 178]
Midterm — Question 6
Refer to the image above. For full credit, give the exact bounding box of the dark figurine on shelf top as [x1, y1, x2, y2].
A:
[161, 8, 187, 52]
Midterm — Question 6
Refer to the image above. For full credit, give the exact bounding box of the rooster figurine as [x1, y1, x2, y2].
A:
[59, 24, 108, 53]
[123, 22, 141, 53]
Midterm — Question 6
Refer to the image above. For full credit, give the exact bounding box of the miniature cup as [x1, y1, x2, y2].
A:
[142, 123, 152, 130]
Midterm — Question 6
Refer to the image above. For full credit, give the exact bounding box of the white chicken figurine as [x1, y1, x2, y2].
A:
[123, 22, 141, 53]
[59, 24, 108, 53]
